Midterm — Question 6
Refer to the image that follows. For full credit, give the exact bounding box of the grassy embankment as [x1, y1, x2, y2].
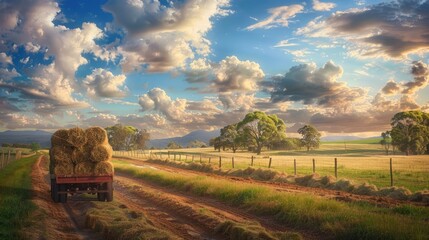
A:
[0, 155, 38, 239]
[134, 143, 428, 191]
[113, 159, 429, 240]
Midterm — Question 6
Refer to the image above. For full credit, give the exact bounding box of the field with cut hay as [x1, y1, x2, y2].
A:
[115, 142, 429, 192]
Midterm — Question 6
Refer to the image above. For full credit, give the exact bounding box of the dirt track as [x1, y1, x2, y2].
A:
[30, 155, 320, 239]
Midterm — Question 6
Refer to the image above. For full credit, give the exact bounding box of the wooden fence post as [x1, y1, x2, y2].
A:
[312, 158, 315, 173]
[209, 157, 211, 164]
[268, 157, 272, 168]
[174, 154, 176, 161]
[192, 155, 194, 162]
[1, 151, 3, 169]
[294, 159, 297, 176]
[179, 154, 182, 161]
[200, 154, 202, 163]
[390, 158, 393, 187]
[168, 151, 170, 159]
[232, 157, 235, 168]
[334, 158, 338, 178]
[251, 156, 254, 166]
[7, 150, 11, 165]
[219, 156, 222, 168]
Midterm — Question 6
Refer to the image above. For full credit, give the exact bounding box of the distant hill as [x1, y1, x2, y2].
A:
[0, 130, 53, 148]
[148, 129, 220, 149]
[322, 136, 381, 144]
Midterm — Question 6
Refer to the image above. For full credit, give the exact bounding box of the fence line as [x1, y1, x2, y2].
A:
[0, 149, 23, 170]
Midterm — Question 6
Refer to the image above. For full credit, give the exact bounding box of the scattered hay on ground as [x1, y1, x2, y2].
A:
[378, 187, 412, 201]
[328, 179, 355, 192]
[85, 127, 108, 147]
[409, 190, 429, 203]
[94, 161, 114, 176]
[353, 183, 378, 196]
[90, 144, 113, 162]
[67, 127, 87, 148]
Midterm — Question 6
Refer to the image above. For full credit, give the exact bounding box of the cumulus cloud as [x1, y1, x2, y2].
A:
[0, 52, 12, 65]
[265, 61, 366, 110]
[104, 0, 231, 72]
[84, 68, 128, 98]
[0, 113, 59, 129]
[312, 0, 336, 11]
[246, 5, 304, 30]
[402, 61, 429, 94]
[382, 80, 401, 95]
[0, 68, 20, 80]
[184, 56, 265, 93]
[138, 88, 188, 120]
[297, 0, 429, 59]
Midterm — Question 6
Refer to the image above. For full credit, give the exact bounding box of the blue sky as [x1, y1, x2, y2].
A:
[0, 0, 428, 138]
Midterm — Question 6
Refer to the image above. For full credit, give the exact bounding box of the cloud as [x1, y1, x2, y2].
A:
[382, 80, 401, 95]
[297, 0, 429, 59]
[184, 56, 265, 93]
[312, 0, 336, 11]
[84, 68, 128, 98]
[274, 39, 298, 48]
[20, 57, 30, 64]
[24, 42, 41, 53]
[104, 0, 231, 72]
[138, 88, 188, 121]
[0, 68, 20, 80]
[0, 113, 59, 130]
[265, 61, 366, 110]
[402, 61, 429, 94]
[246, 5, 304, 30]
[0, 52, 12, 65]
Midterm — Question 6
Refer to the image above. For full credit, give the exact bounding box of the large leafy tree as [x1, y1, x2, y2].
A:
[105, 124, 143, 150]
[380, 131, 392, 155]
[209, 137, 222, 152]
[297, 125, 321, 152]
[220, 124, 244, 153]
[390, 110, 429, 155]
[237, 111, 286, 154]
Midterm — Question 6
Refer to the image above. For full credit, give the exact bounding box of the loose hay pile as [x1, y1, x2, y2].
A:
[49, 127, 114, 176]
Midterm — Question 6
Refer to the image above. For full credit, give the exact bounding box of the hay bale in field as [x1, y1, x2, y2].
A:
[85, 127, 108, 147]
[378, 187, 412, 201]
[320, 176, 336, 187]
[68, 127, 87, 148]
[75, 162, 94, 176]
[90, 144, 113, 162]
[51, 129, 71, 146]
[94, 161, 114, 176]
[251, 168, 278, 181]
[54, 163, 74, 176]
[50, 146, 73, 164]
[295, 174, 320, 186]
[409, 190, 429, 203]
[330, 179, 355, 192]
[353, 183, 378, 196]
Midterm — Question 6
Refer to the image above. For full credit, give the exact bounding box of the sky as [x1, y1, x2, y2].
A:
[0, 0, 428, 139]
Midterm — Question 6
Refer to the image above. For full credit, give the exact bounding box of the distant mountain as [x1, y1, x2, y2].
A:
[148, 129, 220, 149]
[321, 135, 364, 142]
[0, 130, 53, 148]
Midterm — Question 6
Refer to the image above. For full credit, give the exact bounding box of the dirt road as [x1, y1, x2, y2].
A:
[30, 155, 316, 239]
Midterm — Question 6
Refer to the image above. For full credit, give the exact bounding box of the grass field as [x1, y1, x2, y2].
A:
[0, 155, 38, 239]
[115, 142, 429, 191]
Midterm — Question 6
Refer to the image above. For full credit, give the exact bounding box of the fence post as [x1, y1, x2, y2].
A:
[174, 154, 176, 161]
[200, 154, 202, 163]
[251, 155, 254, 166]
[268, 157, 272, 168]
[168, 151, 170, 159]
[192, 155, 194, 162]
[209, 157, 211, 164]
[232, 157, 235, 168]
[219, 156, 222, 168]
[390, 158, 393, 187]
[179, 154, 182, 161]
[312, 158, 315, 173]
[1, 151, 3, 169]
[294, 159, 297, 176]
[7, 150, 11, 165]
[334, 158, 338, 178]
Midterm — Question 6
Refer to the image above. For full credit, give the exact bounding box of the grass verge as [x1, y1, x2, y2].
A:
[0, 155, 38, 239]
[114, 160, 429, 240]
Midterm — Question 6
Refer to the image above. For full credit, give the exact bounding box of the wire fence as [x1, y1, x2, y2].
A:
[113, 150, 429, 191]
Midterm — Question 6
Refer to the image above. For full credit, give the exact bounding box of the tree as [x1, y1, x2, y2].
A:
[220, 124, 244, 153]
[30, 142, 41, 152]
[105, 124, 139, 150]
[135, 129, 150, 150]
[390, 110, 429, 155]
[237, 111, 286, 154]
[187, 140, 206, 148]
[297, 125, 321, 152]
[167, 141, 182, 149]
[380, 131, 392, 155]
[209, 137, 222, 152]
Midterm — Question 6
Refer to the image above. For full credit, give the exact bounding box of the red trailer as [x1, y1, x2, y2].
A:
[50, 174, 113, 203]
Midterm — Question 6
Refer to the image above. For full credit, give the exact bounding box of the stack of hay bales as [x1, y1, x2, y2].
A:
[49, 127, 114, 177]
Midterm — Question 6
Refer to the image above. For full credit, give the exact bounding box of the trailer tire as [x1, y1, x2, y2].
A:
[59, 184, 67, 203]
[52, 179, 59, 203]
[106, 182, 113, 202]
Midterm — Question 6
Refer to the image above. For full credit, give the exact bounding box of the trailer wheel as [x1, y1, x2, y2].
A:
[106, 182, 113, 202]
[52, 179, 59, 203]
[59, 184, 67, 203]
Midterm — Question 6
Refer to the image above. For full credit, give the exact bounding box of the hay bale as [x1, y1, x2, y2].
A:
[51, 129, 71, 146]
[54, 163, 74, 176]
[353, 183, 378, 196]
[378, 187, 412, 201]
[330, 179, 355, 192]
[90, 144, 113, 162]
[320, 176, 336, 187]
[71, 147, 86, 164]
[94, 161, 114, 176]
[68, 127, 87, 148]
[295, 174, 320, 186]
[75, 162, 94, 176]
[409, 190, 429, 203]
[50, 146, 73, 164]
[85, 127, 108, 147]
